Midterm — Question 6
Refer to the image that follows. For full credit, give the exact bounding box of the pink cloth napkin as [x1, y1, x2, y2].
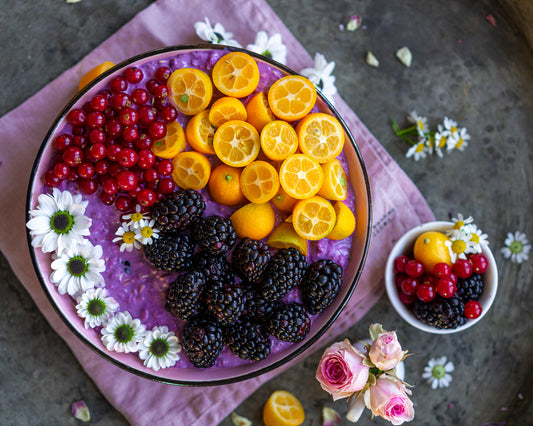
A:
[0, 0, 434, 424]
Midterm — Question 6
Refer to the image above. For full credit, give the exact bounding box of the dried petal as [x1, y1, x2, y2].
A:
[231, 412, 252, 426]
[396, 46, 412, 67]
[72, 400, 91, 422]
[486, 14, 497, 27]
[66, 0, 82, 3]
[346, 15, 362, 31]
[322, 406, 342, 426]
[366, 51, 379, 68]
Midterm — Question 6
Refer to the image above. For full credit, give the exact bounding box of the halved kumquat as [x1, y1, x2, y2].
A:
[268, 75, 316, 121]
[213, 120, 260, 167]
[208, 96, 247, 127]
[185, 109, 216, 154]
[151, 121, 186, 159]
[240, 160, 280, 204]
[267, 222, 308, 256]
[260, 120, 299, 161]
[212, 52, 260, 98]
[278, 154, 324, 200]
[171, 151, 211, 190]
[246, 91, 275, 132]
[317, 158, 348, 200]
[263, 390, 305, 426]
[78, 61, 115, 90]
[167, 68, 213, 115]
[296, 112, 345, 163]
[327, 201, 356, 240]
[291, 195, 336, 241]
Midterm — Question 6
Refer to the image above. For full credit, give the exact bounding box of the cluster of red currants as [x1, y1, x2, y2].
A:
[43, 65, 178, 213]
[394, 253, 489, 320]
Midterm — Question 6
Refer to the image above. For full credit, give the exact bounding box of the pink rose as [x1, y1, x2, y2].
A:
[367, 375, 414, 425]
[315, 339, 369, 400]
[369, 331, 405, 371]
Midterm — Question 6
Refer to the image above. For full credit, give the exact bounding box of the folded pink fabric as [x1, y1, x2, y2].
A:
[0, 0, 434, 424]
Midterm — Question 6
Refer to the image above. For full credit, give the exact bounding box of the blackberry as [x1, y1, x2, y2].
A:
[267, 302, 311, 342]
[413, 296, 467, 329]
[192, 215, 236, 256]
[151, 189, 205, 233]
[205, 280, 245, 325]
[300, 259, 343, 314]
[143, 233, 193, 271]
[244, 287, 281, 323]
[232, 238, 272, 283]
[456, 273, 484, 302]
[225, 320, 271, 361]
[165, 271, 206, 320]
[182, 316, 224, 368]
[261, 248, 308, 301]
[192, 251, 233, 285]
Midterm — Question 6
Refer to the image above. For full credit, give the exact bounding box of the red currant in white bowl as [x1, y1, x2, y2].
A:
[385, 221, 498, 334]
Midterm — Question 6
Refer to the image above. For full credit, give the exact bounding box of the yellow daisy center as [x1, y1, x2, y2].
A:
[453, 221, 465, 230]
[438, 136, 447, 148]
[455, 138, 464, 148]
[417, 120, 425, 131]
[131, 212, 144, 222]
[451, 240, 466, 254]
[451, 126, 457, 133]
[471, 233, 480, 244]
[141, 226, 153, 238]
[415, 143, 425, 153]
[123, 231, 136, 244]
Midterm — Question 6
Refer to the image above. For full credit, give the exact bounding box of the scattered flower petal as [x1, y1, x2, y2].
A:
[366, 51, 379, 68]
[346, 15, 362, 31]
[231, 412, 252, 426]
[396, 46, 412, 67]
[194, 17, 241, 47]
[422, 356, 454, 389]
[486, 14, 497, 27]
[139, 325, 182, 371]
[72, 400, 90, 422]
[66, 0, 82, 3]
[246, 31, 287, 65]
[501, 231, 531, 263]
[322, 406, 342, 426]
[300, 53, 338, 105]
[76, 288, 119, 329]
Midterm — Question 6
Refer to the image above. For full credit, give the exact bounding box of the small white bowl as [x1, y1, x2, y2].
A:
[385, 221, 498, 334]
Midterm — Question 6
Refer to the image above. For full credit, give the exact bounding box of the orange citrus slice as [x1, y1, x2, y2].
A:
[208, 96, 247, 128]
[240, 161, 280, 204]
[317, 159, 348, 201]
[263, 390, 305, 426]
[213, 120, 260, 167]
[278, 154, 324, 200]
[78, 61, 114, 90]
[296, 112, 345, 163]
[167, 68, 213, 115]
[212, 52, 260, 98]
[413, 231, 452, 273]
[271, 186, 299, 212]
[151, 121, 186, 159]
[230, 202, 276, 240]
[246, 91, 275, 132]
[171, 151, 211, 190]
[327, 201, 356, 240]
[267, 222, 308, 256]
[208, 164, 246, 206]
[268, 75, 317, 121]
[185, 110, 216, 154]
[260, 120, 299, 161]
[291, 196, 336, 240]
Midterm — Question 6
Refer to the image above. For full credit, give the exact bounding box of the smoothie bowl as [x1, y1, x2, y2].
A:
[26, 44, 372, 385]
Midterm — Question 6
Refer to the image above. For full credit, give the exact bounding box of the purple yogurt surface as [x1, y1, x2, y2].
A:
[33, 48, 357, 371]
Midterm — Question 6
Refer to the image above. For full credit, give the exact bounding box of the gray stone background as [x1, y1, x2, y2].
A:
[1, 0, 532, 425]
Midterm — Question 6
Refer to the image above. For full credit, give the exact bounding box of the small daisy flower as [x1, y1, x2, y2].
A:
[445, 228, 474, 262]
[76, 288, 119, 329]
[442, 117, 459, 138]
[246, 31, 287, 65]
[101, 311, 146, 353]
[467, 224, 489, 253]
[450, 213, 474, 231]
[194, 17, 241, 48]
[405, 139, 429, 161]
[300, 53, 338, 105]
[501, 231, 531, 263]
[447, 127, 470, 152]
[135, 219, 160, 245]
[26, 188, 92, 255]
[50, 242, 106, 297]
[121, 204, 150, 230]
[139, 325, 182, 371]
[113, 222, 141, 252]
[422, 356, 454, 389]
[408, 111, 428, 138]
[433, 124, 449, 158]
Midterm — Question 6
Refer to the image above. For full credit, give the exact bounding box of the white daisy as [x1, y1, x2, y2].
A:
[422, 356, 454, 389]
[445, 228, 474, 262]
[50, 242, 105, 297]
[447, 127, 470, 152]
[246, 31, 287, 65]
[113, 222, 141, 252]
[194, 17, 241, 47]
[405, 139, 429, 161]
[101, 311, 146, 353]
[407, 111, 428, 138]
[450, 213, 474, 232]
[442, 117, 459, 138]
[139, 326, 182, 371]
[300, 53, 337, 105]
[501, 231, 531, 264]
[121, 204, 150, 230]
[76, 288, 119, 329]
[26, 188, 92, 255]
[433, 124, 449, 158]
[466, 224, 489, 253]
[135, 219, 160, 245]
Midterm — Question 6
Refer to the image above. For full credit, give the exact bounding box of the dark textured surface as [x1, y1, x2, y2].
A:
[2, 0, 533, 425]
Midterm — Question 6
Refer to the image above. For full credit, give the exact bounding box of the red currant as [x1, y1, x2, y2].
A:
[110, 76, 128, 93]
[452, 259, 474, 279]
[107, 144, 123, 162]
[131, 88, 150, 105]
[118, 107, 139, 127]
[153, 85, 169, 100]
[434, 262, 451, 278]
[448, 272, 458, 285]
[137, 149, 156, 169]
[53, 163, 70, 180]
[117, 170, 138, 191]
[135, 133, 153, 150]
[115, 195, 133, 212]
[118, 148, 139, 168]
[63, 146, 84, 167]
[155, 66, 172, 83]
[159, 178, 176, 194]
[405, 259, 424, 278]
[400, 277, 419, 296]
[393, 255, 409, 274]
[464, 300, 482, 319]
[90, 94, 108, 112]
[108, 163, 124, 178]
[78, 178, 98, 195]
[105, 118, 123, 138]
[416, 283, 436, 302]
[160, 105, 178, 122]
[138, 106, 158, 126]
[145, 78, 161, 93]
[66, 108, 86, 126]
[437, 277, 457, 298]
[88, 129, 107, 145]
[122, 126, 139, 143]
[109, 92, 132, 110]
[43, 171, 61, 187]
[124, 66, 144, 84]
[148, 121, 167, 140]
[95, 159, 110, 175]
[144, 168, 159, 183]
[100, 191, 116, 206]
[395, 273, 407, 288]
[86, 111, 106, 129]
[78, 162, 96, 179]
[102, 178, 119, 195]
[469, 253, 489, 273]
[137, 188, 156, 207]
[157, 159, 173, 176]
[399, 291, 416, 305]
[53, 134, 73, 152]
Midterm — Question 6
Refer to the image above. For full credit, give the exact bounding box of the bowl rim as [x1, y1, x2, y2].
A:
[25, 43, 373, 385]
[385, 220, 498, 334]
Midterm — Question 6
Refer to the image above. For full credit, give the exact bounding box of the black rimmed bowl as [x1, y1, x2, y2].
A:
[26, 44, 372, 385]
